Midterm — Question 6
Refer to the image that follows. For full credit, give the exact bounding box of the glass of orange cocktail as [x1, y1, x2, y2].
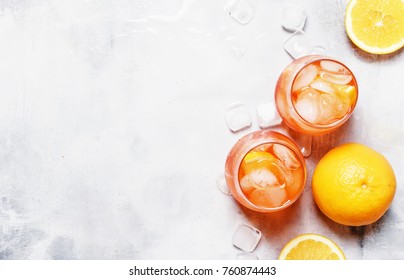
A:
[225, 130, 306, 212]
[275, 55, 358, 135]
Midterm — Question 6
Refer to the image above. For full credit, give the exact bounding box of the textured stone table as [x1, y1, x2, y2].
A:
[1, 0, 403, 259]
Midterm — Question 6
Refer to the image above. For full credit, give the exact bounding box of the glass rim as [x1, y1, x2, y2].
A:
[289, 56, 359, 130]
[232, 133, 307, 212]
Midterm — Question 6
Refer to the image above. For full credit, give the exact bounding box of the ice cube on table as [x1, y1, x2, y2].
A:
[225, 37, 247, 58]
[236, 252, 259, 260]
[310, 45, 326, 55]
[228, 0, 255, 25]
[297, 134, 312, 157]
[232, 224, 262, 252]
[217, 174, 232, 195]
[256, 102, 282, 128]
[225, 102, 251, 132]
[281, 4, 307, 31]
[292, 64, 318, 92]
[294, 88, 321, 123]
[284, 30, 313, 59]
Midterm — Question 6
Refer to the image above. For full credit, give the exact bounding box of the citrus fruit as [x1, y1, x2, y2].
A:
[345, 0, 404, 54]
[312, 143, 396, 226]
[241, 150, 277, 174]
[278, 233, 346, 260]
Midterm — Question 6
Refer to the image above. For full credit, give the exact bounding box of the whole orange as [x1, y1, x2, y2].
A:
[312, 143, 396, 226]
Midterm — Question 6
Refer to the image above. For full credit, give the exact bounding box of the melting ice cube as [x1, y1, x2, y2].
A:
[249, 187, 287, 208]
[240, 175, 255, 194]
[273, 144, 301, 169]
[294, 88, 321, 123]
[225, 37, 247, 58]
[245, 168, 281, 189]
[292, 64, 318, 92]
[310, 77, 336, 95]
[320, 72, 353, 85]
[320, 60, 349, 74]
[281, 4, 307, 31]
[225, 102, 251, 132]
[236, 252, 259, 260]
[232, 223, 262, 252]
[284, 30, 313, 59]
[228, 0, 255, 25]
[256, 102, 282, 128]
[319, 93, 350, 124]
[217, 174, 232, 195]
[310, 45, 326, 55]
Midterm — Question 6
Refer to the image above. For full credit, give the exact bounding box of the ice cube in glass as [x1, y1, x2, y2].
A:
[294, 88, 321, 124]
[292, 64, 318, 92]
[320, 60, 350, 74]
[273, 144, 301, 169]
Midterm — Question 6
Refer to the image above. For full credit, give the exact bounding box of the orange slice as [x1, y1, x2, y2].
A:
[278, 233, 346, 260]
[345, 0, 404, 54]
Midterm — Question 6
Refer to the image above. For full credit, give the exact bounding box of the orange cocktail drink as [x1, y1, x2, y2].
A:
[275, 55, 358, 135]
[225, 130, 306, 212]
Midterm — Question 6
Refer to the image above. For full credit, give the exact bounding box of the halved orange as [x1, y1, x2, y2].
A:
[345, 0, 404, 54]
[278, 233, 346, 260]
